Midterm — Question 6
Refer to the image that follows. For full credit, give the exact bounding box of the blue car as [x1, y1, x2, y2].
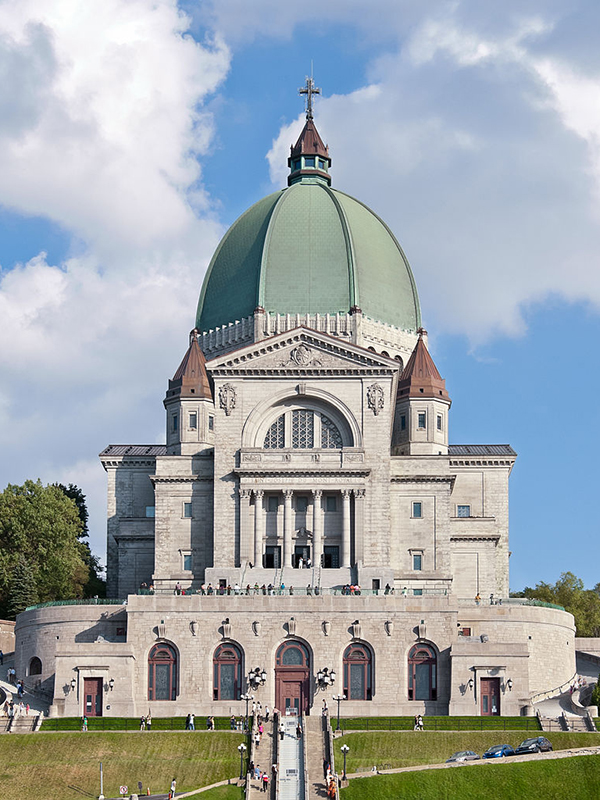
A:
[482, 744, 515, 759]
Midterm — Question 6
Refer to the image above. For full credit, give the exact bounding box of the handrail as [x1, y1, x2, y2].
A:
[531, 671, 578, 706]
[324, 711, 340, 800]
[301, 713, 309, 800]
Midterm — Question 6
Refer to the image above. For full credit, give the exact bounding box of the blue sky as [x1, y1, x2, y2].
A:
[1, 0, 600, 592]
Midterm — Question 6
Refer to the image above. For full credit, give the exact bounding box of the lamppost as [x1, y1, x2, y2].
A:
[332, 694, 346, 731]
[237, 743, 247, 781]
[241, 693, 254, 728]
[248, 667, 267, 690]
[340, 744, 349, 780]
[316, 668, 336, 689]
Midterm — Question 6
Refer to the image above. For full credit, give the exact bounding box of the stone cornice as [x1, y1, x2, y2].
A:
[235, 468, 370, 479]
[450, 534, 501, 542]
[100, 457, 157, 469]
[150, 476, 213, 484]
[391, 475, 456, 487]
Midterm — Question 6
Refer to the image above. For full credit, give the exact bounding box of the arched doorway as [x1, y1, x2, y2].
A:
[275, 640, 310, 716]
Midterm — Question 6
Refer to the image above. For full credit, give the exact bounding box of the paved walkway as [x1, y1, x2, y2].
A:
[278, 717, 305, 800]
[0, 652, 49, 730]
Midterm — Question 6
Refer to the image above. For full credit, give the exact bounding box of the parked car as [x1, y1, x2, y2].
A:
[482, 744, 515, 759]
[446, 750, 480, 763]
[514, 736, 553, 755]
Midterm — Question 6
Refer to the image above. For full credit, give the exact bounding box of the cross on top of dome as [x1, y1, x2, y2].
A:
[299, 75, 321, 120]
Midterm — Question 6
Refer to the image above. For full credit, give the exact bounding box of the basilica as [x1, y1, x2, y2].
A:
[16, 85, 576, 720]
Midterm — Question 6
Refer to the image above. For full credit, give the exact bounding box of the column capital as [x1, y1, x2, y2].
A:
[342, 489, 352, 500]
[254, 489, 264, 499]
[284, 489, 294, 500]
[240, 489, 251, 499]
[354, 488, 366, 498]
[312, 489, 323, 499]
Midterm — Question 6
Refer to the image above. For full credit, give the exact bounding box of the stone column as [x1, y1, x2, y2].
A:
[253, 490, 264, 568]
[353, 489, 365, 565]
[342, 490, 351, 567]
[239, 489, 251, 566]
[312, 490, 323, 567]
[283, 490, 294, 568]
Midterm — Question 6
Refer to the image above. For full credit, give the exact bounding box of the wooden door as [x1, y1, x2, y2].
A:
[83, 677, 103, 717]
[480, 677, 500, 716]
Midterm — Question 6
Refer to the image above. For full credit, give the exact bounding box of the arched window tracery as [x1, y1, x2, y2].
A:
[148, 642, 177, 701]
[263, 410, 344, 449]
[343, 643, 373, 700]
[213, 643, 243, 701]
[276, 640, 310, 667]
[408, 644, 437, 701]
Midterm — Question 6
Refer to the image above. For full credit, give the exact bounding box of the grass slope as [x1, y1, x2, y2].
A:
[337, 716, 540, 731]
[0, 731, 245, 800]
[341, 755, 600, 799]
[334, 731, 599, 772]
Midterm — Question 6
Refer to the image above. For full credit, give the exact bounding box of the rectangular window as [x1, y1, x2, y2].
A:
[172, 413, 178, 433]
[400, 415, 406, 431]
[318, 159, 327, 170]
[189, 412, 197, 429]
[208, 415, 214, 431]
[305, 156, 315, 167]
[268, 496, 279, 512]
[145, 506, 155, 518]
[413, 588, 423, 596]
[417, 412, 426, 429]
[326, 496, 337, 512]
[413, 554, 423, 571]
[457, 505, 471, 518]
[296, 496, 308, 513]
[437, 414, 442, 431]
[183, 502, 192, 518]
[458, 627, 472, 637]
[183, 554, 192, 571]
[412, 502, 422, 518]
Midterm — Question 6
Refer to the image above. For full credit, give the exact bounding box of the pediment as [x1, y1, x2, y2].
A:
[206, 327, 399, 376]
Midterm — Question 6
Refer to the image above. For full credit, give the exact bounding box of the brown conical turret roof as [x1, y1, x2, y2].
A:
[288, 119, 331, 186]
[290, 119, 329, 160]
[397, 330, 450, 402]
[166, 330, 212, 401]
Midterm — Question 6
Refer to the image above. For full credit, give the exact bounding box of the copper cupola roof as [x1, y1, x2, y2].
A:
[397, 330, 450, 402]
[165, 330, 212, 401]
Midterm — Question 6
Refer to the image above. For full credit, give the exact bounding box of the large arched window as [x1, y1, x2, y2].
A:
[276, 640, 310, 667]
[408, 644, 437, 701]
[343, 643, 373, 700]
[148, 643, 177, 701]
[264, 410, 343, 449]
[213, 643, 243, 700]
[29, 657, 42, 676]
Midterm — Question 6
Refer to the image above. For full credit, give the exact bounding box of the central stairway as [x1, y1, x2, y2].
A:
[278, 716, 306, 800]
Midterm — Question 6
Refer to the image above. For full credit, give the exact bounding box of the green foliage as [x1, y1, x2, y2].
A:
[338, 716, 540, 732]
[341, 755, 600, 800]
[6, 555, 38, 617]
[0, 479, 89, 618]
[56, 483, 106, 598]
[591, 682, 600, 708]
[516, 571, 600, 636]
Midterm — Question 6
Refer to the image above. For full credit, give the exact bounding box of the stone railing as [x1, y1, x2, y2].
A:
[530, 671, 578, 706]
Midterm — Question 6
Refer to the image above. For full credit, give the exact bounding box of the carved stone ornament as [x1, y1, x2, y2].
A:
[252, 620, 261, 637]
[384, 620, 393, 637]
[222, 618, 232, 639]
[418, 620, 427, 640]
[286, 617, 297, 636]
[157, 622, 166, 639]
[189, 620, 198, 637]
[219, 383, 237, 416]
[367, 383, 385, 416]
[275, 343, 333, 368]
[351, 620, 362, 639]
[322, 620, 331, 637]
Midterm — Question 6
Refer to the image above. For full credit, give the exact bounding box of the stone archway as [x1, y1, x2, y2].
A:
[275, 640, 310, 716]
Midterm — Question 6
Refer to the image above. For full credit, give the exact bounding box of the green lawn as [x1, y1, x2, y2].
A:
[0, 731, 246, 800]
[340, 755, 600, 799]
[195, 785, 245, 800]
[40, 715, 238, 732]
[334, 731, 599, 773]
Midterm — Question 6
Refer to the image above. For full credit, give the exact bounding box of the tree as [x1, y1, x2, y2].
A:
[56, 483, 106, 598]
[513, 572, 600, 637]
[0, 480, 90, 618]
[7, 555, 38, 617]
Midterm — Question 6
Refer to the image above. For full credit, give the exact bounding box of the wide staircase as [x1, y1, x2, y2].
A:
[277, 715, 306, 800]
[304, 715, 331, 799]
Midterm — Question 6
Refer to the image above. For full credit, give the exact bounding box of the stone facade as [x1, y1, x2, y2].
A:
[13, 113, 580, 720]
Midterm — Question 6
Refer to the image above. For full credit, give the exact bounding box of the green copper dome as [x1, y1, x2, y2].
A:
[196, 124, 421, 334]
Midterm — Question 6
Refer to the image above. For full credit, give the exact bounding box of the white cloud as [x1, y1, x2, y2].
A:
[0, 0, 229, 260]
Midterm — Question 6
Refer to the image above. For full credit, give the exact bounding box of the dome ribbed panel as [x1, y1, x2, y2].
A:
[259, 183, 351, 316]
[334, 191, 421, 331]
[196, 191, 282, 332]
